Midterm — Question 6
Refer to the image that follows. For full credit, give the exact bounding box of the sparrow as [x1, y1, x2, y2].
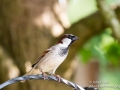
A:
[25, 34, 78, 81]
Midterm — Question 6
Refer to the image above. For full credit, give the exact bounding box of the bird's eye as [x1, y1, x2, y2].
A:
[67, 35, 74, 39]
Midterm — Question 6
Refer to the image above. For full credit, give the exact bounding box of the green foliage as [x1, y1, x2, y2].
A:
[67, 0, 120, 88]
[79, 28, 120, 67]
[80, 49, 92, 63]
[105, 42, 120, 66]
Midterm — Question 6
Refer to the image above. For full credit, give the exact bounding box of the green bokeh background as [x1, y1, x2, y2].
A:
[67, 0, 120, 90]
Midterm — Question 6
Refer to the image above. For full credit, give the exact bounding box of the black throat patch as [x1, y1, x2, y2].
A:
[59, 47, 68, 56]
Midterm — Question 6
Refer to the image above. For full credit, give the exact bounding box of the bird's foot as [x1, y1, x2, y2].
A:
[42, 72, 48, 80]
[39, 69, 47, 80]
[53, 74, 61, 82]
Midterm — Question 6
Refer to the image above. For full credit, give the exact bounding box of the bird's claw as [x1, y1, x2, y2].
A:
[39, 69, 47, 80]
[42, 72, 48, 80]
[53, 74, 61, 82]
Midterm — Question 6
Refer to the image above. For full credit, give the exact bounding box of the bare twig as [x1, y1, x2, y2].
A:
[0, 74, 85, 90]
[96, 0, 120, 42]
[0, 75, 98, 90]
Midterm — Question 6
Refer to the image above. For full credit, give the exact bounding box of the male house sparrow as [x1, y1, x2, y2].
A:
[25, 34, 78, 81]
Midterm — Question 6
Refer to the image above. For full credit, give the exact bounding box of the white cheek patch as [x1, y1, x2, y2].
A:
[61, 38, 71, 47]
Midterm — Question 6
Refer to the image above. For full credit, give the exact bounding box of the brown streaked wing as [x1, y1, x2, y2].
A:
[31, 50, 50, 67]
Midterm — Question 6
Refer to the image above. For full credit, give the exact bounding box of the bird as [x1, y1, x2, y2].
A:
[24, 34, 78, 81]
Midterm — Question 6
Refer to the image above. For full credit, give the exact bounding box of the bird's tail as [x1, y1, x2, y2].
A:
[21, 68, 41, 82]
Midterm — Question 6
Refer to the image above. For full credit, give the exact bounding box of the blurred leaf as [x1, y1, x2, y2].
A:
[79, 28, 120, 67]
[80, 48, 92, 63]
[105, 43, 120, 66]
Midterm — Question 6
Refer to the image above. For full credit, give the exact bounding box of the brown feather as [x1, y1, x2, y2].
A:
[31, 50, 50, 67]
[57, 34, 68, 44]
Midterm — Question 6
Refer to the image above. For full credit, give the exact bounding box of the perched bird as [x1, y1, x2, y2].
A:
[25, 34, 78, 81]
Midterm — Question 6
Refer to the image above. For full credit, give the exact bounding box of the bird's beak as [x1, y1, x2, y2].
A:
[73, 36, 79, 41]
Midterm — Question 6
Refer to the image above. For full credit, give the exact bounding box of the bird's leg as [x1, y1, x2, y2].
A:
[50, 69, 61, 82]
[52, 74, 61, 82]
[39, 69, 47, 80]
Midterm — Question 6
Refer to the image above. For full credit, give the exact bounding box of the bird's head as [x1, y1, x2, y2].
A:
[57, 34, 78, 47]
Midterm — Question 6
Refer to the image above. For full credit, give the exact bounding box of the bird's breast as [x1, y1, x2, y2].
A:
[35, 46, 68, 72]
[58, 47, 68, 56]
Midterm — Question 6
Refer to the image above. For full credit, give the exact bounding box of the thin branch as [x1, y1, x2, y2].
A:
[0, 74, 98, 90]
[0, 74, 85, 90]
